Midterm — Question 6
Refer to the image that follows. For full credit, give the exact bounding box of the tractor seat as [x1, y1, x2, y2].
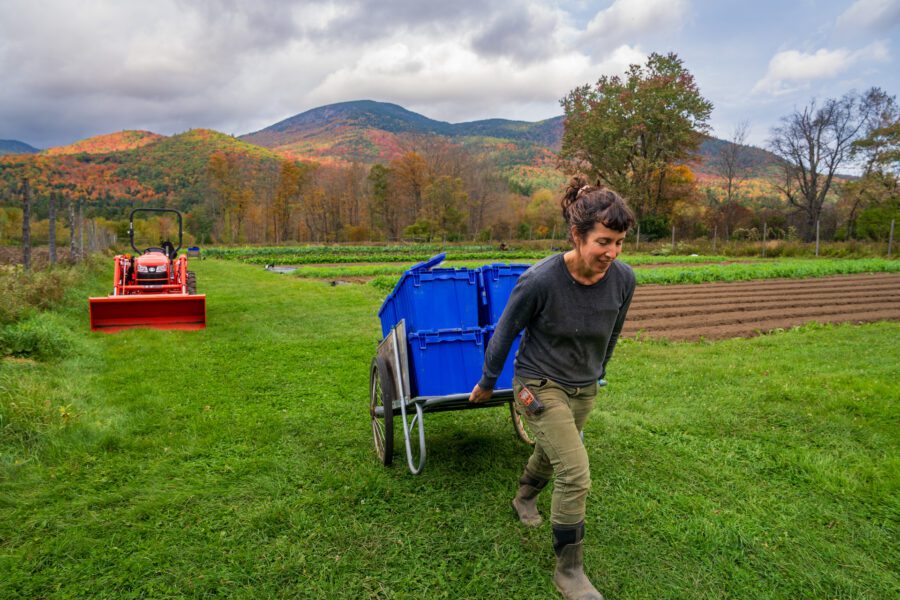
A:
[161, 241, 176, 260]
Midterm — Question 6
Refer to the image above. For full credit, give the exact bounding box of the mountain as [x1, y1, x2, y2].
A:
[44, 130, 164, 155]
[240, 100, 783, 183]
[239, 100, 564, 165]
[242, 100, 454, 146]
[0, 129, 285, 216]
[237, 99, 789, 200]
[0, 139, 40, 155]
[696, 136, 783, 180]
[452, 116, 564, 147]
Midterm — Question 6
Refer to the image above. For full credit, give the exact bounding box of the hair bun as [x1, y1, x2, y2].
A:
[561, 175, 589, 221]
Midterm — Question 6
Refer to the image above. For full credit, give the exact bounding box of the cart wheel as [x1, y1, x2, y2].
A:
[510, 401, 535, 446]
[370, 356, 395, 466]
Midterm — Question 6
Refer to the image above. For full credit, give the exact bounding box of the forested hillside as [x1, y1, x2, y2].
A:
[44, 130, 164, 156]
[0, 100, 790, 246]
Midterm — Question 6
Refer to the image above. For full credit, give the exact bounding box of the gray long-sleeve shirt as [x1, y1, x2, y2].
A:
[478, 253, 636, 389]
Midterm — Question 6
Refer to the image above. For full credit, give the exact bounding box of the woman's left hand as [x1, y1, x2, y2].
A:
[468, 384, 493, 404]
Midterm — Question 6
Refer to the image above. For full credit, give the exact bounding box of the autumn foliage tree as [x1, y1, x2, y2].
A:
[559, 52, 713, 228]
[524, 188, 565, 238]
[840, 95, 899, 238]
[390, 151, 430, 225]
[273, 160, 309, 243]
[422, 176, 468, 240]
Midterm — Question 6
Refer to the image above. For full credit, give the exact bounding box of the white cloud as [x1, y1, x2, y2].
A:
[306, 36, 645, 123]
[309, 41, 576, 115]
[18, 0, 895, 150]
[591, 44, 648, 77]
[582, 0, 689, 54]
[836, 0, 900, 33]
[751, 41, 890, 95]
[0, 0, 341, 144]
[471, 3, 567, 65]
[0, 0, 660, 144]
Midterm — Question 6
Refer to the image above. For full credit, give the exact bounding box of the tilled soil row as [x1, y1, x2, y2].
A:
[622, 273, 900, 341]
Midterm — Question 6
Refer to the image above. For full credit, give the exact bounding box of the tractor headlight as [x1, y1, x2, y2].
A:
[137, 265, 149, 273]
[153, 265, 167, 273]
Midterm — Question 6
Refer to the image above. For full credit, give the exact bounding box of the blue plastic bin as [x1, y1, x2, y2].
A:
[377, 297, 398, 338]
[484, 326, 522, 390]
[379, 266, 479, 337]
[407, 328, 485, 397]
[478, 263, 530, 325]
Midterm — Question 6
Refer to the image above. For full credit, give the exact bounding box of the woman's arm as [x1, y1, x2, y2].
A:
[600, 270, 636, 378]
[470, 274, 540, 401]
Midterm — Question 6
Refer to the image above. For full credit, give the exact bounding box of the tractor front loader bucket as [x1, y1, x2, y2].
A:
[89, 294, 207, 332]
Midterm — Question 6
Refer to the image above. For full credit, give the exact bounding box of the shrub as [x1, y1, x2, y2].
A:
[0, 266, 82, 325]
[0, 314, 77, 361]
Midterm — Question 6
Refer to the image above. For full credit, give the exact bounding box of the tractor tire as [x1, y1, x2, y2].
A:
[186, 271, 197, 295]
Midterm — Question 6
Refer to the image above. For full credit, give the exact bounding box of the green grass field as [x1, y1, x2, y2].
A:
[1, 259, 898, 598]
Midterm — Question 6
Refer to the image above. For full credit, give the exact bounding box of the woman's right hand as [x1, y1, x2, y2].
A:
[468, 384, 493, 404]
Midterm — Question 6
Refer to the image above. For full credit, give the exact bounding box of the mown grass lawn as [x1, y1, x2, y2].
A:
[1, 259, 897, 598]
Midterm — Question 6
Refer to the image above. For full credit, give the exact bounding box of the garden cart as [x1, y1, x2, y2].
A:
[369, 319, 532, 475]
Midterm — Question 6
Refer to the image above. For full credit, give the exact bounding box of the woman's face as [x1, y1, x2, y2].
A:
[573, 221, 627, 276]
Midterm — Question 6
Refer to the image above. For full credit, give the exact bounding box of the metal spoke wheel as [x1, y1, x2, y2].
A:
[510, 402, 535, 446]
[370, 356, 395, 465]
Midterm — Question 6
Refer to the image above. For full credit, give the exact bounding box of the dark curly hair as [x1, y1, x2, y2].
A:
[560, 176, 635, 243]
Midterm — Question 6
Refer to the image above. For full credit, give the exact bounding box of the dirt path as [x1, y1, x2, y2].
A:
[622, 273, 900, 341]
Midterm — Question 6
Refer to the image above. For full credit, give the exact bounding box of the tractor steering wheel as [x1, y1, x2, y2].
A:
[144, 246, 166, 254]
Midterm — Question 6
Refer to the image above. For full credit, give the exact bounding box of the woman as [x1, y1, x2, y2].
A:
[469, 176, 636, 600]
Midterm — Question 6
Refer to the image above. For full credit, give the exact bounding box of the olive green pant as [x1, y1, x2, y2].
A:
[513, 376, 597, 527]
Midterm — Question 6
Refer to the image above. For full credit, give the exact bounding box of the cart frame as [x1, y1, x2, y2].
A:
[369, 320, 533, 474]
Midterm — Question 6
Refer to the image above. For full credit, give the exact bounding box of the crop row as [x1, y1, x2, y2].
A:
[203, 244, 500, 258]
[278, 255, 742, 278]
[632, 258, 900, 284]
[361, 258, 900, 291]
[231, 251, 551, 264]
[218, 250, 739, 266]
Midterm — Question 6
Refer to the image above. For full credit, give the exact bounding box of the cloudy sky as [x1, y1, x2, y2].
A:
[1, 0, 898, 149]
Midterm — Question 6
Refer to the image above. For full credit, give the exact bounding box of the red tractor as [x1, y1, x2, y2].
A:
[89, 208, 206, 332]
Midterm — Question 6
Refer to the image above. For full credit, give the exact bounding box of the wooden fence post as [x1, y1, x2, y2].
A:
[815, 220, 820, 257]
[78, 199, 84, 259]
[48, 193, 57, 266]
[889, 219, 895, 258]
[22, 177, 31, 271]
[69, 198, 77, 262]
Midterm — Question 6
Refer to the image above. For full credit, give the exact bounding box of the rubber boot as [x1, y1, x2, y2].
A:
[511, 471, 548, 527]
[552, 522, 604, 600]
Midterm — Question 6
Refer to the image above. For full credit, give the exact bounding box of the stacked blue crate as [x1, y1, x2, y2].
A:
[407, 329, 485, 397]
[478, 263, 530, 390]
[378, 254, 479, 337]
[478, 263, 530, 325]
[378, 254, 482, 397]
[483, 326, 522, 390]
[376, 255, 532, 397]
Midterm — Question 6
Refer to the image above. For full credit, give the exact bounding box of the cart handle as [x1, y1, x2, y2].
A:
[409, 252, 446, 272]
